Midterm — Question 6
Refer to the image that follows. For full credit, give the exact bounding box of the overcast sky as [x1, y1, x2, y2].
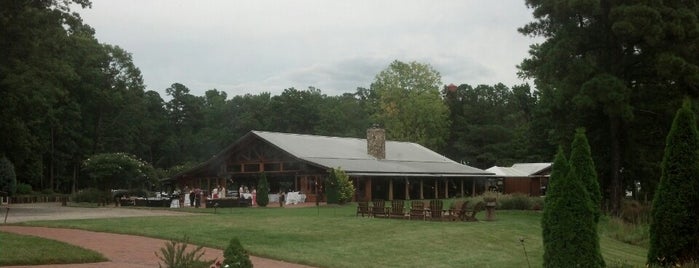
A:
[76, 1, 539, 98]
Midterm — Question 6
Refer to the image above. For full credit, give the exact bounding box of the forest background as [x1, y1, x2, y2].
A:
[2, 0, 697, 216]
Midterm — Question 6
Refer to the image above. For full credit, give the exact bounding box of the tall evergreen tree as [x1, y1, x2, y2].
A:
[648, 99, 699, 266]
[542, 146, 604, 267]
[256, 173, 270, 207]
[569, 128, 602, 223]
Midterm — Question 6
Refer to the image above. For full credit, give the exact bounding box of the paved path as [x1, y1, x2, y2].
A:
[0, 203, 315, 268]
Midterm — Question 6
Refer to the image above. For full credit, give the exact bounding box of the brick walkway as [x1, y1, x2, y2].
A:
[0, 203, 316, 268]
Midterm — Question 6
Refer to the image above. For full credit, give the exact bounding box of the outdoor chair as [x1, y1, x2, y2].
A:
[389, 200, 406, 219]
[409, 200, 425, 220]
[464, 201, 486, 221]
[428, 199, 444, 221]
[356, 201, 370, 217]
[371, 200, 388, 218]
[449, 200, 469, 221]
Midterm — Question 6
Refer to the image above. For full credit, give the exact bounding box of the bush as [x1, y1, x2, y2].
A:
[620, 199, 650, 225]
[155, 236, 213, 268]
[498, 193, 532, 210]
[0, 156, 17, 196]
[16, 183, 32, 195]
[72, 188, 110, 204]
[648, 99, 699, 266]
[256, 173, 269, 207]
[223, 237, 252, 268]
[326, 168, 354, 204]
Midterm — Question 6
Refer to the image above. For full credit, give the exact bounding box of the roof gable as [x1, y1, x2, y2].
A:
[486, 162, 552, 177]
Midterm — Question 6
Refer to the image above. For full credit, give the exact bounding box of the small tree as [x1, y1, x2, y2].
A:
[542, 145, 604, 267]
[256, 173, 269, 207]
[223, 237, 252, 268]
[648, 99, 699, 266]
[331, 168, 354, 204]
[0, 156, 17, 196]
[569, 128, 602, 223]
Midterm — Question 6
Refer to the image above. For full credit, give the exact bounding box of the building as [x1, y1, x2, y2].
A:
[485, 163, 552, 196]
[170, 127, 494, 202]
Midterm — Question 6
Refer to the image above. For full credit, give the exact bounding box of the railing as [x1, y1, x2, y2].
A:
[9, 194, 70, 204]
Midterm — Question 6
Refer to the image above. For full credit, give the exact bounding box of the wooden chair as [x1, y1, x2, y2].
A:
[371, 200, 388, 218]
[464, 201, 486, 221]
[449, 200, 469, 221]
[389, 200, 406, 219]
[409, 200, 425, 220]
[356, 201, 370, 217]
[428, 199, 444, 221]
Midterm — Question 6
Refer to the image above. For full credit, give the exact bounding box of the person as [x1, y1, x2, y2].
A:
[212, 185, 219, 199]
[193, 188, 201, 208]
[239, 185, 244, 196]
[188, 186, 195, 207]
[279, 191, 285, 207]
[219, 185, 226, 198]
[251, 187, 257, 206]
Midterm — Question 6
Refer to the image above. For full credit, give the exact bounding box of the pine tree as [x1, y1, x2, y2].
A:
[0, 156, 16, 196]
[222, 237, 252, 268]
[569, 128, 602, 223]
[648, 99, 699, 266]
[542, 145, 604, 267]
[256, 173, 269, 207]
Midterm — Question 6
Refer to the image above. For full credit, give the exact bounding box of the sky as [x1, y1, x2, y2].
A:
[76, 0, 539, 98]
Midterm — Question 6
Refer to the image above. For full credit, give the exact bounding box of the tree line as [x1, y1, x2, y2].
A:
[2, 0, 698, 218]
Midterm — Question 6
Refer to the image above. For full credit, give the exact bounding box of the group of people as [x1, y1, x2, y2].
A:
[181, 185, 202, 208]
[211, 184, 226, 199]
[179, 184, 263, 207]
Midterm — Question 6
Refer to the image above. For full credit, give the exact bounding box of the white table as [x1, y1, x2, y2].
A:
[285, 192, 307, 205]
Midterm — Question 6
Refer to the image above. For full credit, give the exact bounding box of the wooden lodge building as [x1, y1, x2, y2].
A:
[171, 127, 495, 202]
[485, 163, 552, 196]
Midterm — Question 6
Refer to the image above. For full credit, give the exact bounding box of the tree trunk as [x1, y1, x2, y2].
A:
[609, 116, 622, 216]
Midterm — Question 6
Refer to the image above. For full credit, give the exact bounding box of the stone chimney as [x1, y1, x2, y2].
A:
[367, 125, 386, 159]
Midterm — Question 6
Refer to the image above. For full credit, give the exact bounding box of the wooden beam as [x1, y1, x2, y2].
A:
[444, 179, 449, 199]
[460, 179, 464, 197]
[388, 178, 393, 201]
[472, 178, 476, 197]
[434, 179, 438, 199]
[365, 177, 372, 201]
[405, 178, 410, 200]
[420, 179, 424, 199]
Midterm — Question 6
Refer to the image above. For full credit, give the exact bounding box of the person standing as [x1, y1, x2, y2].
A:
[188, 186, 195, 207]
[252, 187, 257, 206]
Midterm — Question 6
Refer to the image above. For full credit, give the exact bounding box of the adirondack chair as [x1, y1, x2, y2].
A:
[356, 201, 370, 217]
[371, 200, 388, 218]
[428, 199, 444, 221]
[409, 200, 425, 220]
[464, 201, 486, 221]
[389, 200, 406, 219]
[449, 200, 469, 221]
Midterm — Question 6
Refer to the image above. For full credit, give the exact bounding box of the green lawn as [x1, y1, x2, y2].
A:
[0, 231, 106, 266]
[19, 205, 647, 268]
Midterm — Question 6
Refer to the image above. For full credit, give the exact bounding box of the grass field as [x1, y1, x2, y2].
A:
[0, 231, 106, 266]
[20, 205, 647, 268]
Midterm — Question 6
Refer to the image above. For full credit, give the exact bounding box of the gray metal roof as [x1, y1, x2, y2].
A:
[486, 163, 551, 177]
[252, 131, 492, 177]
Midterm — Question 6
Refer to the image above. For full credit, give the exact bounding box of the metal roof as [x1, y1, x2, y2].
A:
[485, 163, 552, 177]
[252, 131, 493, 177]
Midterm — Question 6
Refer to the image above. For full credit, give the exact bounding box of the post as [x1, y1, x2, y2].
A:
[388, 179, 393, 201]
[460, 179, 464, 197]
[420, 179, 424, 199]
[434, 179, 438, 199]
[405, 178, 410, 200]
[444, 179, 449, 199]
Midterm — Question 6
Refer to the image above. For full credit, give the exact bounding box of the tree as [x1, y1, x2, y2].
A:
[256, 173, 270, 207]
[370, 60, 450, 150]
[82, 153, 156, 191]
[542, 145, 604, 267]
[223, 237, 253, 268]
[519, 0, 699, 214]
[569, 128, 602, 223]
[648, 99, 699, 266]
[0, 156, 17, 196]
[325, 168, 355, 205]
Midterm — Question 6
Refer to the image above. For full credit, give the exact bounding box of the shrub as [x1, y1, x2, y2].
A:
[15, 183, 33, 195]
[72, 188, 110, 204]
[569, 128, 602, 223]
[256, 173, 269, 207]
[542, 146, 604, 267]
[648, 99, 699, 266]
[223, 237, 252, 268]
[326, 168, 354, 204]
[498, 193, 532, 210]
[620, 199, 650, 225]
[155, 236, 213, 268]
[0, 156, 17, 196]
